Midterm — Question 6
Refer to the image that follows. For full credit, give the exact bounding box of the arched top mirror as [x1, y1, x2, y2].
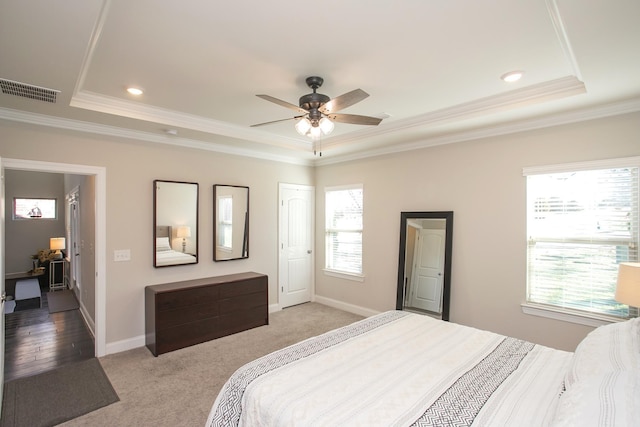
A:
[396, 211, 453, 320]
[153, 180, 199, 267]
[213, 184, 249, 261]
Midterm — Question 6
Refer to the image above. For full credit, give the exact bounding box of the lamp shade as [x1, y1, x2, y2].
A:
[615, 262, 640, 307]
[176, 226, 191, 238]
[50, 237, 66, 251]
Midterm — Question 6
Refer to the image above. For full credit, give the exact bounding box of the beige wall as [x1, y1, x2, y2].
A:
[314, 111, 640, 352]
[0, 122, 313, 350]
[1, 111, 638, 354]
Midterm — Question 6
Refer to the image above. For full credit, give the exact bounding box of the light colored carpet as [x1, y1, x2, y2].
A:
[60, 302, 364, 426]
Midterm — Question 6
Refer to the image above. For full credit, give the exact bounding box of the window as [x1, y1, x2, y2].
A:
[325, 185, 363, 277]
[13, 197, 57, 219]
[525, 158, 639, 320]
[218, 195, 233, 250]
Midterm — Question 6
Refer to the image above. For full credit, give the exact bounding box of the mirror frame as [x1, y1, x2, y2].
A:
[396, 211, 453, 320]
[213, 184, 249, 261]
[153, 180, 199, 268]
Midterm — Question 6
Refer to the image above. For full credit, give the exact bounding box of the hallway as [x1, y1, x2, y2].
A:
[4, 290, 94, 382]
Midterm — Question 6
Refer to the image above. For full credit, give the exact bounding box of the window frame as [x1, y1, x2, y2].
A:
[324, 184, 364, 281]
[522, 156, 640, 326]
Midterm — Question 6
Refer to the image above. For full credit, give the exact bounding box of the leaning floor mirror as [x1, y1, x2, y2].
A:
[153, 180, 199, 267]
[396, 211, 453, 320]
[213, 184, 249, 261]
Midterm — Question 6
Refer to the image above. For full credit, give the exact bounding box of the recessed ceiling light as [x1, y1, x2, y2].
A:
[126, 87, 143, 96]
[501, 71, 524, 83]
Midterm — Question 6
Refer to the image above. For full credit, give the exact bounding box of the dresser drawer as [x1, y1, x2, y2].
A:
[155, 302, 219, 330]
[155, 317, 220, 354]
[156, 286, 219, 312]
[220, 291, 266, 315]
[219, 277, 266, 298]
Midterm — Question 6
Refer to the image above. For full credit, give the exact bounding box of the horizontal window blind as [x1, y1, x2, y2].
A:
[526, 164, 639, 318]
[325, 185, 363, 275]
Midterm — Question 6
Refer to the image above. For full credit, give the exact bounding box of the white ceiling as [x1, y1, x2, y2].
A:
[1, 0, 639, 164]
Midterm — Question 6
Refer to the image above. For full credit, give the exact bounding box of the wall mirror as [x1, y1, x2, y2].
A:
[396, 211, 453, 320]
[153, 180, 199, 267]
[213, 184, 249, 261]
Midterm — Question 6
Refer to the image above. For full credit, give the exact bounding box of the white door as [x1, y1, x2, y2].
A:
[409, 229, 446, 312]
[279, 183, 314, 308]
[0, 158, 5, 410]
[68, 189, 81, 291]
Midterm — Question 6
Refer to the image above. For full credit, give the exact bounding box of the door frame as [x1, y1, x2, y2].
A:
[2, 158, 107, 357]
[278, 183, 314, 309]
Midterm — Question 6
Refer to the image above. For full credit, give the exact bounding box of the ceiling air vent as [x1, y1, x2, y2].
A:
[0, 78, 60, 103]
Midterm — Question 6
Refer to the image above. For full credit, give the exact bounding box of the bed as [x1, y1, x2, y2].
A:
[206, 310, 640, 426]
[155, 226, 196, 266]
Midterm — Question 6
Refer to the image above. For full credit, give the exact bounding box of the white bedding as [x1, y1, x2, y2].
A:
[155, 249, 196, 266]
[206, 311, 572, 427]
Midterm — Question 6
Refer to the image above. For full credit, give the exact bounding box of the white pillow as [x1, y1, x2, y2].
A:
[155, 237, 172, 252]
[552, 371, 640, 426]
[564, 317, 640, 389]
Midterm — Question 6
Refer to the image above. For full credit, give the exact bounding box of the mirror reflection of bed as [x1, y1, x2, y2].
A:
[155, 226, 197, 266]
[153, 180, 198, 267]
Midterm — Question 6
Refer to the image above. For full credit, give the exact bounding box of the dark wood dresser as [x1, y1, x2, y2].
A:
[145, 271, 268, 356]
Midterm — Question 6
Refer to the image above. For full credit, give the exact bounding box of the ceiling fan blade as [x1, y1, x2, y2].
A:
[326, 113, 382, 126]
[250, 115, 304, 127]
[320, 89, 369, 113]
[256, 94, 308, 114]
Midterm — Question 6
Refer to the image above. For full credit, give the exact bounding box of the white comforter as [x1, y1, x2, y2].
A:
[207, 311, 571, 427]
[155, 250, 196, 266]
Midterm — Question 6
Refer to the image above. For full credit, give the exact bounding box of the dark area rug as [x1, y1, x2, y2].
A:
[47, 290, 79, 313]
[1, 358, 119, 427]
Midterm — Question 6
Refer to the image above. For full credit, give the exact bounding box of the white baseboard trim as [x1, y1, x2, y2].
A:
[313, 295, 380, 318]
[269, 303, 281, 313]
[106, 335, 146, 355]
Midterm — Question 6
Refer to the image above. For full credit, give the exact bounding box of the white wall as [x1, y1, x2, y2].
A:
[314, 111, 640, 352]
[0, 122, 314, 352]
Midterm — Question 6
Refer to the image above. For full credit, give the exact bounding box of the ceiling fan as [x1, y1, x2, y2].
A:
[251, 76, 383, 140]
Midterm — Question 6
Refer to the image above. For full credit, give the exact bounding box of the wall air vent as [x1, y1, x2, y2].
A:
[0, 78, 60, 103]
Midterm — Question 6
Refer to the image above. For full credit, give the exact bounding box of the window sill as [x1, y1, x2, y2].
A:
[323, 269, 364, 282]
[521, 302, 624, 328]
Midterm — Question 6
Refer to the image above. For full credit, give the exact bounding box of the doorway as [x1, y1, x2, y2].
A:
[1, 158, 106, 360]
[278, 183, 314, 308]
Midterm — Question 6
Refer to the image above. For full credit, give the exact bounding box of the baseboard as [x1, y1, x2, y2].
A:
[106, 335, 146, 355]
[312, 295, 381, 318]
[269, 303, 281, 313]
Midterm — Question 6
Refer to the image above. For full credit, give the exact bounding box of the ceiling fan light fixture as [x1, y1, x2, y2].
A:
[295, 117, 312, 135]
[309, 125, 322, 139]
[319, 117, 334, 134]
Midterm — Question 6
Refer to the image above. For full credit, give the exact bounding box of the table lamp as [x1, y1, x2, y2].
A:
[50, 237, 65, 259]
[615, 262, 640, 307]
[177, 226, 191, 253]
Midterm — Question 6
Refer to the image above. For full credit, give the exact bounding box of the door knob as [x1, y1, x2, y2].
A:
[307, 250, 312, 254]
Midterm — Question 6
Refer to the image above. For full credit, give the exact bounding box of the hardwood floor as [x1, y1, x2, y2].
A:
[4, 289, 94, 383]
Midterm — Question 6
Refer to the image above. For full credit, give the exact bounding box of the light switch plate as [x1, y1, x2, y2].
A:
[114, 249, 131, 262]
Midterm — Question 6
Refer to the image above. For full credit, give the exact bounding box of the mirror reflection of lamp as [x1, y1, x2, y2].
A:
[177, 226, 191, 253]
[50, 237, 65, 259]
[615, 262, 640, 308]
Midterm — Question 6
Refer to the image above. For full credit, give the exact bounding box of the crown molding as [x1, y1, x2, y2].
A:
[69, 90, 309, 152]
[319, 75, 587, 151]
[315, 97, 640, 166]
[0, 107, 312, 166]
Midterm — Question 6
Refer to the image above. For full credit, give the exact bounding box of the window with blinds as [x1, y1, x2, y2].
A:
[525, 159, 639, 319]
[325, 185, 363, 276]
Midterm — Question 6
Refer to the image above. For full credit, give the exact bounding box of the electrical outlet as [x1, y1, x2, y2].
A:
[114, 249, 131, 262]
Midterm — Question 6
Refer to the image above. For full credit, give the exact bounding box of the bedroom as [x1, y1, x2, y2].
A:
[0, 0, 639, 424]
